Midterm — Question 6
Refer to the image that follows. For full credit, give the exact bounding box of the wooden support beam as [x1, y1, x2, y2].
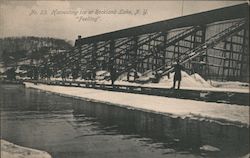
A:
[173, 44, 193, 50]
[240, 27, 248, 80]
[109, 40, 115, 68]
[207, 54, 226, 59]
[92, 42, 97, 79]
[221, 40, 227, 81]
[208, 63, 240, 70]
[212, 47, 246, 55]
[163, 31, 167, 66]
[224, 39, 245, 46]
[228, 37, 233, 78]
[182, 39, 201, 43]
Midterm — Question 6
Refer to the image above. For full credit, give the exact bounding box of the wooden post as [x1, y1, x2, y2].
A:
[163, 31, 167, 67]
[221, 40, 229, 81]
[78, 43, 83, 79]
[92, 42, 97, 80]
[200, 25, 207, 79]
[109, 40, 116, 84]
[239, 27, 247, 81]
[133, 36, 138, 80]
[147, 36, 151, 70]
[227, 37, 233, 80]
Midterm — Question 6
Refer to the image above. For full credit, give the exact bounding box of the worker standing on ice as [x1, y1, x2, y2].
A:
[109, 64, 117, 86]
[110, 68, 118, 86]
[172, 60, 184, 89]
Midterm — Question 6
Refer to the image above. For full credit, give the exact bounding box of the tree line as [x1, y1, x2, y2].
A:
[0, 36, 73, 66]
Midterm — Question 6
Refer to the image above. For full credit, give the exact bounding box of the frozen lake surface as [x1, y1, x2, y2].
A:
[1, 84, 249, 158]
[25, 82, 249, 126]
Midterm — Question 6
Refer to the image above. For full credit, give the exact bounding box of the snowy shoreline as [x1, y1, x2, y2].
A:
[18, 70, 249, 93]
[24, 82, 249, 127]
[1, 139, 52, 158]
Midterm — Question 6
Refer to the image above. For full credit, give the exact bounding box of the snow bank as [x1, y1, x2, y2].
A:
[118, 71, 142, 81]
[96, 70, 109, 76]
[159, 71, 212, 88]
[24, 82, 249, 126]
[144, 71, 212, 89]
[116, 71, 248, 93]
[241, 153, 250, 158]
[116, 72, 129, 81]
[47, 70, 248, 93]
[191, 73, 212, 87]
[110, 70, 212, 89]
[1, 139, 52, 158]
[199, 145, 220, 152]
[210, 80, 249, 89]
[135, 70, 154, 81]
[95, 70, 110, 80]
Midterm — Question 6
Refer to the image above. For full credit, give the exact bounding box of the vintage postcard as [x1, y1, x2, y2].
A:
[0, 1, 249, 158]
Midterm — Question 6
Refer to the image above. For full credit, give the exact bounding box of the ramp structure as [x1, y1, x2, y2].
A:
[44, 3, 249, 83]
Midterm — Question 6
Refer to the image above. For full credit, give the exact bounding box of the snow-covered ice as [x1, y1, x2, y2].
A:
[210, 80, 249, 89]
[199, 145, 220, 152]
[1, 139, 52, 158]
[25, 82, 249, 126]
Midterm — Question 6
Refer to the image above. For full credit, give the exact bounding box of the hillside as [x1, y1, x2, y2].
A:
[0, 36, 73, 65]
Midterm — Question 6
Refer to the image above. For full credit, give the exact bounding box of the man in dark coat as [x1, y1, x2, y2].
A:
[172, 61, 184, 89]
[110, 68, 117, 86]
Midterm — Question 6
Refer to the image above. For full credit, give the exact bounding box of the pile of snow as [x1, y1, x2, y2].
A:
[199, 145, 220, 152]
[15, 68, 27, 74]
[141, 70, 155, 81]
[133, 70, 155, 82]
[118, 71, 142, 81]
[117, 72, 128, 81]
[0, 68, 5, 73]
[191, 73, 212, 88]
[41, 70, 248, 92]
[158, 71, 212, 88]
[96, 70, 109, 76]
[210, 81, 249, 89]
[96, 70, 143, 81]
[95, 70, 110, 80]
[1, 139, 51, 158]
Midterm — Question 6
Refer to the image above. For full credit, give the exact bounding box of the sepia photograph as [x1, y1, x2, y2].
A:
[0, 0, 249, 158]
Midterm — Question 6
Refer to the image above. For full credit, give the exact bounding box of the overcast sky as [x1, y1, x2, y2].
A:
[0, 0, 247, 42]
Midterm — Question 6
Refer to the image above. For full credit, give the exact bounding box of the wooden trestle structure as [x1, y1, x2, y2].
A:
[45, 3, 249, 83]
